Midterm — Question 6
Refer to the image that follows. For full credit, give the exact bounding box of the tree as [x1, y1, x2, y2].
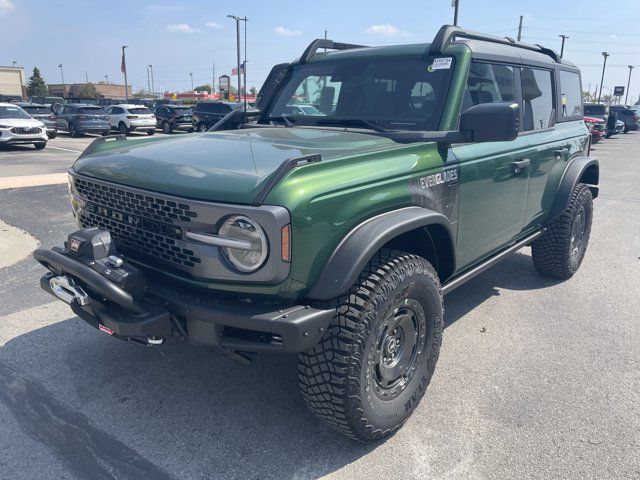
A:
[77, 83, 102, 99]
[27, 67, 49, 96]
[194, 84, 211, 94]
[249, 86, 257, 95]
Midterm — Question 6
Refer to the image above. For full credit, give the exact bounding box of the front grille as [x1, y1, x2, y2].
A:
[74, 178, 202, 270]
[11, 127, 42, 134]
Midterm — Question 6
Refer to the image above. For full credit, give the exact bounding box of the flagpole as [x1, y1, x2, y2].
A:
[122, 45, 129, 102]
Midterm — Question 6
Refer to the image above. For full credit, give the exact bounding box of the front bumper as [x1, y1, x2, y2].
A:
[34, 247, 335, 352]
[129, 121, 156, 130]
[0, 128, 48, 143]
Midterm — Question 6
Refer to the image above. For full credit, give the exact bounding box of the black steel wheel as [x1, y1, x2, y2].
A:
[299, 249, 443, 442]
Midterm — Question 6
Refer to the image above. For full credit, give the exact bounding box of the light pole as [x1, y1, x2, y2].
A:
[227, 14, 242, 102]
[148, 65, 155, 99]
[598, 52, 609, 104]
[104, 74, 109, 84]
[121, 45, 129, 102]
[559, 34, 569, 58]
[625, 65, 634, 105]
[58, 64, 65, 98]
[189, 72, 194, 92]
[146, 66, 151, 95]
[243, 17, 248, 105]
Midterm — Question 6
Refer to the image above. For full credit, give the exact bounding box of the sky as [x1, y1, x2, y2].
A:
[1, 0, 640, 102]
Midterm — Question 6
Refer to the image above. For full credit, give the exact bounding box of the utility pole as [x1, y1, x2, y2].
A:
[598, 52, 609, 103]
[148, 65, 155, 99]
[559, 34, 569, 58]
[85, 70, 89, 84]
[189, 72, 194, 92]
[517, 15, 523, 42]
[146, 66, 151, 95]
[58, 64, 65, 98]
[121, 45, 129, 102]
[104, 74, 109, 85]
[452, 0, 459, 26]
[243, 17, 248, 106]
[626, 65, 634, 105]
[227, 15, 242, 102]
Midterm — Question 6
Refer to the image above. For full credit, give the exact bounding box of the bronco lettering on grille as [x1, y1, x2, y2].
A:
[89, 203, 182, 240]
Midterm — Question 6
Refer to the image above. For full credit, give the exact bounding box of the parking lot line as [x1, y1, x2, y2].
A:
[0, 173, 68, 189]
[45, 146, 82, 154]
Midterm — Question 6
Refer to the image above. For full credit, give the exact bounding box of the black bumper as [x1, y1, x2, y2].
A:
[34, 248, 335, 353]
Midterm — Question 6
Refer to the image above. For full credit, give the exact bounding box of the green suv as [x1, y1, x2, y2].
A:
[35, 26, 599, 441]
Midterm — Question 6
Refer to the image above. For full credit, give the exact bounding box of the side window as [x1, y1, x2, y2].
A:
[521, 68, 555, 131]
[559, 70, 583, 118]
[462, 62, 515, 112]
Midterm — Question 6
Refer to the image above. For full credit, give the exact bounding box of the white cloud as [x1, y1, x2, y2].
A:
[166, 23, 200, 33]
[365, 24, 410, 37]
[0, 0, 15, 15]
[205, 21, 221, 29]
[275, 26, 302, 37]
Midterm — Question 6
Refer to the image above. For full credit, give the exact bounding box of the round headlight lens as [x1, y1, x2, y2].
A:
[219, 215, 268, 272]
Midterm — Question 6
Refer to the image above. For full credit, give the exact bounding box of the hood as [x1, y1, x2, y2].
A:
[0, 118, 45, 128]
[72, 127, 399, 204]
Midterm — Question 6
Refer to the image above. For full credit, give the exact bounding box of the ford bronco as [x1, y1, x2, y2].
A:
[35, 26, 599, 441]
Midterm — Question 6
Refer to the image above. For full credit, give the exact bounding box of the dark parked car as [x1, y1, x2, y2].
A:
[192, 101, 246, 132]
[609, 105, 639, 133]
[17, 102, 57, 138]
[52, 104, 111, 137]
[154, 104, 194, 133]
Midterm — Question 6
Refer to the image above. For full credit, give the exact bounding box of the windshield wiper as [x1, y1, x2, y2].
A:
[268, 115, 295, 127]
[314, 118, 388, 132]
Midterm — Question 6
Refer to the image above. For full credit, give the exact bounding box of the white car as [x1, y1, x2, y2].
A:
[0, 102, 48, 149]
[105, 104, 156, 136]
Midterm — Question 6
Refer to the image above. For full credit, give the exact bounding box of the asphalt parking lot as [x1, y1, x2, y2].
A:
[0, 132, 639, 480]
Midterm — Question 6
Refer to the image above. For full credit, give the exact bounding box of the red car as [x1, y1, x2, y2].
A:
[584, 116, 605, 143]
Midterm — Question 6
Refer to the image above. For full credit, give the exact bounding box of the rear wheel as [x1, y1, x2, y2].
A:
[34, 142, 46, 150]
[298, 249, 443, 442]
[162, 121, 172, 134]
[197, 123, 207, 132]
[531, 183, 593, 279]
[69, 123, 80, 137]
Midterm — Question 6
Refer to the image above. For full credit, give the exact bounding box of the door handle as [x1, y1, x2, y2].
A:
[553, 148, 570, 158]
[511, 159, 530, 175]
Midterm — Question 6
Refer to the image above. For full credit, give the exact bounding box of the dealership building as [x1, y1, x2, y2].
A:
[48, 83, 132, 99]
[0, 66, 26, 100]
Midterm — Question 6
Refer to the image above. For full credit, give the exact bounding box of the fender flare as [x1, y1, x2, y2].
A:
[306, 207, 456, 301]
[548, 156, 599, 222]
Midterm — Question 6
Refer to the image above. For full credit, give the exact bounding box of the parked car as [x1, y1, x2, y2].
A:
[609, 105, 639, 133]
[583, 103, 607, 122]
[16, 102, 57, 138]
[0, 102, 48, 149]
[615, 119, 625, 134]
[284, 104, 323, 116]
[104, 104, 156, 136]
[52, 103, 111, 137]
[192, 101, 246, 132]
[28, 96, 65, 108]
[35, 26, 598, 442]
[154, 104, 194, 133]
[584, 116, 605, 143]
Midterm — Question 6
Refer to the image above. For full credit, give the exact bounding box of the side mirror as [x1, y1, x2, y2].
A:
[460, 102, 519, 142]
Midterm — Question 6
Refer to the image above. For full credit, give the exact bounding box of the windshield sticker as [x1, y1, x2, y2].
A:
[428, 57, 453, 72]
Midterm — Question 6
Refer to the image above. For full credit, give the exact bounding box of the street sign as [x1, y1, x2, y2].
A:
[614, 86, 625, 96]
[219, 75, 230, 100]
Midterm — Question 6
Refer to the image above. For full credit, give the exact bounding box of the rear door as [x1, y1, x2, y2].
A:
[522, 68, 588, 229]
[453, 62, 531, 268]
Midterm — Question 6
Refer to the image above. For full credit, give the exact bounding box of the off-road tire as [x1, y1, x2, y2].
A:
[531, 183, 593, 279]
[298, 249, 443, 442]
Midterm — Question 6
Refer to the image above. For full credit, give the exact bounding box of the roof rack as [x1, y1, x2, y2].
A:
[429, 25, 560, 63]
[299, 39, 367, 64]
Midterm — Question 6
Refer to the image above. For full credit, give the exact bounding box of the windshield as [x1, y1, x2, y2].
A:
[22, 106, 51, 115]
[129, 108, 152, 114]
[266, 56, 454, 131]
[78, 107, 105, 115]
[172, 108, 192, 114]
[0, 105, 30, 119]
[584, 104, 606, 116]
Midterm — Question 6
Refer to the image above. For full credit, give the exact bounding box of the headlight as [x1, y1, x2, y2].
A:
[219, 215, 268, 272]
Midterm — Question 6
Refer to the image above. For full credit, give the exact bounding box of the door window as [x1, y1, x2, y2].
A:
[521, 68, 555, 131]
[559, 71, 583, 118]
[462, 62, 515, 112]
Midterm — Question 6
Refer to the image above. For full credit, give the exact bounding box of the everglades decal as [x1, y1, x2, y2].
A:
[419, 169, 458, 189]
[409, 167, 460, 232]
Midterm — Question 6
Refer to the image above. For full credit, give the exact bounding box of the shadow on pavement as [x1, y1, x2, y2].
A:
[0, 248, 560, 480]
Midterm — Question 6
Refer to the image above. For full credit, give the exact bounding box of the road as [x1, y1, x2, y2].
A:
[0, 132, 638, 480]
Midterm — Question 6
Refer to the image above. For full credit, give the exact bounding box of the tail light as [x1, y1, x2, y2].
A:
[126, 115, 138, 119]
[49, 115, 55, 120]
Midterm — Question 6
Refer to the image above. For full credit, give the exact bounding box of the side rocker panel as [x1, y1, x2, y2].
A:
[306, 207, 455, 301]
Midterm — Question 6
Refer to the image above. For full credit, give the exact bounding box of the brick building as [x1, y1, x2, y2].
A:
[48, 82, 132, 99]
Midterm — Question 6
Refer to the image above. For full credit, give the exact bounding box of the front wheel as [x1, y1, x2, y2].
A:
[118, 122, 130, 136]
[197, 123, 207, 132]
[34, 142, 46, 150]
[147, 129, 155, 136]
[69, 123, 80, 137]
[298, 249, 443, 442]
[531, 183, 593, 279]
[162, 121, 172, 134]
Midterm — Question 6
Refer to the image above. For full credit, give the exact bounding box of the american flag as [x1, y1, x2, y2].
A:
[231, 62, 245, 76]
